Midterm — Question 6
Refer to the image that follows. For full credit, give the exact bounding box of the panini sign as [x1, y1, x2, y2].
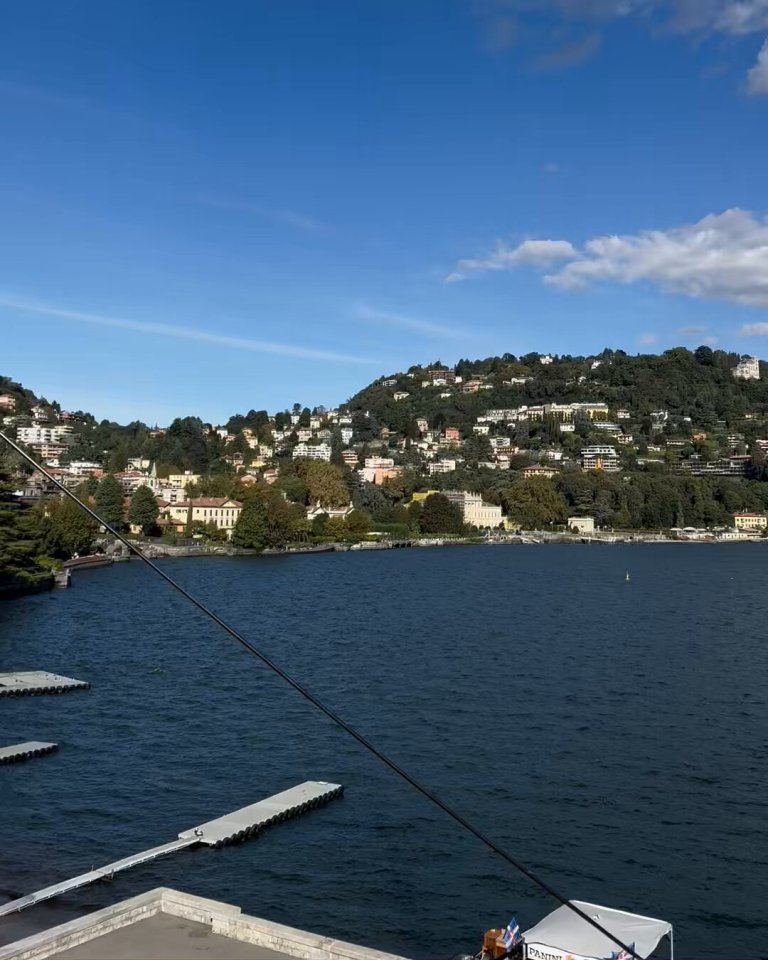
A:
[525, 944, 596, 960]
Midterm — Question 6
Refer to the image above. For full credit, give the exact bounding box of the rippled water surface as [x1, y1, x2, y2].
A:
[1, 545, 767, 958]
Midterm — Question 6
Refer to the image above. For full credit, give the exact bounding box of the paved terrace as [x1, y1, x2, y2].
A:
[0, 887, 410, 960]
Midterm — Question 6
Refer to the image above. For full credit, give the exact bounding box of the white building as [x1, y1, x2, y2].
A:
[568, 516, 595, 535]
[393, 391, 410, 401]
[732, 356, 760, 380]
[581, 445, 620, 472]
[428, 459, 457, 475]
[17, 424, 74, 445]
[69, 460, 103, 476]
[293, 443, 332, 461]
[443, 490, 503, 528]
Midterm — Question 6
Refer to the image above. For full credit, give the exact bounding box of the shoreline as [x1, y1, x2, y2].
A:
[127, 534, 768, 561]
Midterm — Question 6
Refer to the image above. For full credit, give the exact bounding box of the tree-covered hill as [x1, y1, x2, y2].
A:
[345, 347, 768, 436]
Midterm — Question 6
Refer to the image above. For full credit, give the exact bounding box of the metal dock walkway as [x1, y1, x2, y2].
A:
[0, 741, 58, 764]
[0, 671, 90, 696]
[0, 780, 342, 917]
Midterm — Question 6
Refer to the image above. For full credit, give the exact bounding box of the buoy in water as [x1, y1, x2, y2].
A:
[625, 571, 631, 582]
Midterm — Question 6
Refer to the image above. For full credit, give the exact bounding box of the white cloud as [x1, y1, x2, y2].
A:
[703, 335, 720, 344]
[449, 209, 768, 309]
[543, 162, 560, 174]
[446, 238, 576, 281]
[353, 302, 470, 339]
[747, 38, 768, 93]
[0, 296, 373, 364]
[544, 209, 768, 306]
[638, 332, 659, 345]
[741, 321, 768, 333]
[678, 325, 708, 334]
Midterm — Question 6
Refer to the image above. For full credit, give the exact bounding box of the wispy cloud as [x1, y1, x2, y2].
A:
[197, 196, 332, 234]
[638, 332, 658, 345]
[0, 296, 372, 364]
[353, 302, 472, 339]
[448, 209, 768, 308]
[446, 238, 577, 282]
[747, 38, 768, 93]
[678, 325, 707, 335]
[0, 80, 176, 132]
[482, 1, 768, 91]
[741, 321, 768, 334]
[543, 162, 560, 174]
[535, 33, 602, 70]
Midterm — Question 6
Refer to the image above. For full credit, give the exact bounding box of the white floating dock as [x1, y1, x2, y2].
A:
[0, 741, 58, 764]
[178, 780, 344, 847]
[0, 780, 343, 916]
[0, 671, 90, 696]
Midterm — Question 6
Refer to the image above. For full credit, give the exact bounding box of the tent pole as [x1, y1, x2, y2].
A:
[669, 927, 674, 960]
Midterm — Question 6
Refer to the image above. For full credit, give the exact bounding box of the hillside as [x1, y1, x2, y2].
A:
[3, 345, 768, 539]
[345, 348, 768, 439]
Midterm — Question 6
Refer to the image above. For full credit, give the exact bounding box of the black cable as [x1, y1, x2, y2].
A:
[1, 430, 642, 960]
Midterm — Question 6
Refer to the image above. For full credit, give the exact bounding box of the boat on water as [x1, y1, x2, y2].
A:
[62, 554, 114, 570]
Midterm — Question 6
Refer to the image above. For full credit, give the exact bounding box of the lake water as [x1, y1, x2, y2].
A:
[1, 544, 767, 958]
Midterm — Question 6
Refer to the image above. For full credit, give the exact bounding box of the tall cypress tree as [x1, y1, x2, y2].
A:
[127, 485, 159, 534]
[94, 474, 125, 530]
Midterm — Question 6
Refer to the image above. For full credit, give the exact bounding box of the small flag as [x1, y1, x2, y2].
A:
[610, 944, 635, 960]
[502, 918, 522, 950]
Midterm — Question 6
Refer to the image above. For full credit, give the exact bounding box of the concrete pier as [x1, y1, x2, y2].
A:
[0, 671, 90, 697]
[0, 781, 343, 917]
[0, 741, 58, 764]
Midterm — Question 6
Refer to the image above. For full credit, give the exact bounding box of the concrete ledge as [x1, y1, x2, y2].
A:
[160, 889, 407, 960]
[0, 889, 164, 960]
[0, 888, 410, 960]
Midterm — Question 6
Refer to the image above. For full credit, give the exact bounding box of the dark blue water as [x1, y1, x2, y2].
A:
[1, 545, 768, 958]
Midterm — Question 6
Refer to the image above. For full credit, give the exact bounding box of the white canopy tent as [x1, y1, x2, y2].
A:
[523, 900, 673, 960]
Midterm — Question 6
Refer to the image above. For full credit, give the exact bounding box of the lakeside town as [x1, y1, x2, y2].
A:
[2, 346, 768, 590]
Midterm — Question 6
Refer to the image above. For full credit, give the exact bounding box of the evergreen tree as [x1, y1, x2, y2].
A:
[127, 485, 159, 534]
[419, 494, 465, 535]
[231, 499, 270, 549]
[94, 474, 125, 530]
[0, 458, 46, 587]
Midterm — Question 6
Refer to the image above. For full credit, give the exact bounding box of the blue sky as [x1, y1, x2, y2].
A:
[2, 0, 768, 424]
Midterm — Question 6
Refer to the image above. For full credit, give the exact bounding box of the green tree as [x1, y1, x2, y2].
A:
[502, 477, 567, 530]
[231, 499, 270, 549]
[346, 509, 372, 539]
[127, 485, 159, 535]
[39, 497, 98, 559]
[419, 494, 465, 535]
[95, 474, 125, 530]
[296, 460, 349, 508]
[0, 458, 47, 588]
[324, 516, 348, 541]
